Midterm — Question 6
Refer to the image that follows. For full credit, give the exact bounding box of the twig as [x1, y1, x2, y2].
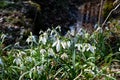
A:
[102, 2, 120, 27]
[98, 0, 104, 25]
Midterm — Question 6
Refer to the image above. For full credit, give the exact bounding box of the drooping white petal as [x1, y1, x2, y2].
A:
[56, 39, 61, 52]
[13, 57, 22, 65]
[52, 41, 57, 47]
[89, 45, 96, 53]
[61, 41, 66, 49]
[61, 53, 68, 60]
[75, 44, 82, 51]
[40, 49, 46, 54]
[67, 41, 71, 48]
[0, 58, 3, 65]
[42, 37, 47, 45]
[48, 48, 55, 57]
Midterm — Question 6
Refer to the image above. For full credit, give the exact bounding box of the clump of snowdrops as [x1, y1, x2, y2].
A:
[0, 26, 119, 80]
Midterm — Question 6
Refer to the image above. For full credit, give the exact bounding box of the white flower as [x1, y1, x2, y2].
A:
[26, 35, 36, 44]
[61, 53, 68, 60]
[67, 41, 71, 48]
[89, 45, 96, 53]
[42, 37, 47, 45]
[52, 40, 57, 47]
[40, 49, 46, 54]
[0, 58, 3, 65]
[105, 26, 109, 30]
[96, 27, 103, 33]
[77, 28, 83, 36]
[61, 41, 67, 49]
[31, 50, 36, 55]
[39, 32, 48, 45]
[69, 26, 75, 36]
[25, 57, 33, 62]
[13, 57, 22, 65]
[36, 65, 44, 74]
[79, 43, 88, 52]
[82, 45, 86, 52]
[39, 36, 47, 45]
[52, 38, 61, 52]
[86, 44, 90, 51]
[56, 39, 61, 52]
[56, 25, 61, 31]
[48, 48, 55, 57]
[75, 44, 82, 51]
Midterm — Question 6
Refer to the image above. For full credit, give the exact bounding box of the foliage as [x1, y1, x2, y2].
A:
[0, 26, 120, 80]
[0, 0, 120, 80]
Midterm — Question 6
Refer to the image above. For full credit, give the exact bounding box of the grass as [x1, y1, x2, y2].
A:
[0, 26, 120, 80]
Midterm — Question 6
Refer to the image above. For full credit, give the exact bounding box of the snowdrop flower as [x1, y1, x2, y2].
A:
[61, 53, 68, 60]
[42, 37, 47, 45]
[47, 28, 51, 32]
[43, 32, 48, 38]
[36, 65, 44, 74]
[26, 35, 36, 44]
[61, 41, 67, 49]
[86, 44, 90, 51]
[77, 28, 83, 36]
[81, 43, 89, 52]
[105, 26, 109, 30]
[39, 36, 47, 45]
[48, 48, 55, 57]
[61, 41, 71, 49]
[94, 24, 98, 29]
[16, 50, 26, 57]
[30, 50, 36, 55]
[13, 57, 22, 65]
[52, 41, 57, 47]
[55, 25, 61, 32]
[87, 44, 96, 53]
[82, 44, 86, 52]
[67, 41, 71, 48]
[39, 34, 48, 45]
[69, 25, 76, 36]
[25, 57, 33, 62]
[75, 44, 82, 51]
[40, 49, 46, 54]
[52, 38, 61, 52]
[95, 27, 103, 33]
[0, 58, 3, 66]
[14, 42, 20, 47]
